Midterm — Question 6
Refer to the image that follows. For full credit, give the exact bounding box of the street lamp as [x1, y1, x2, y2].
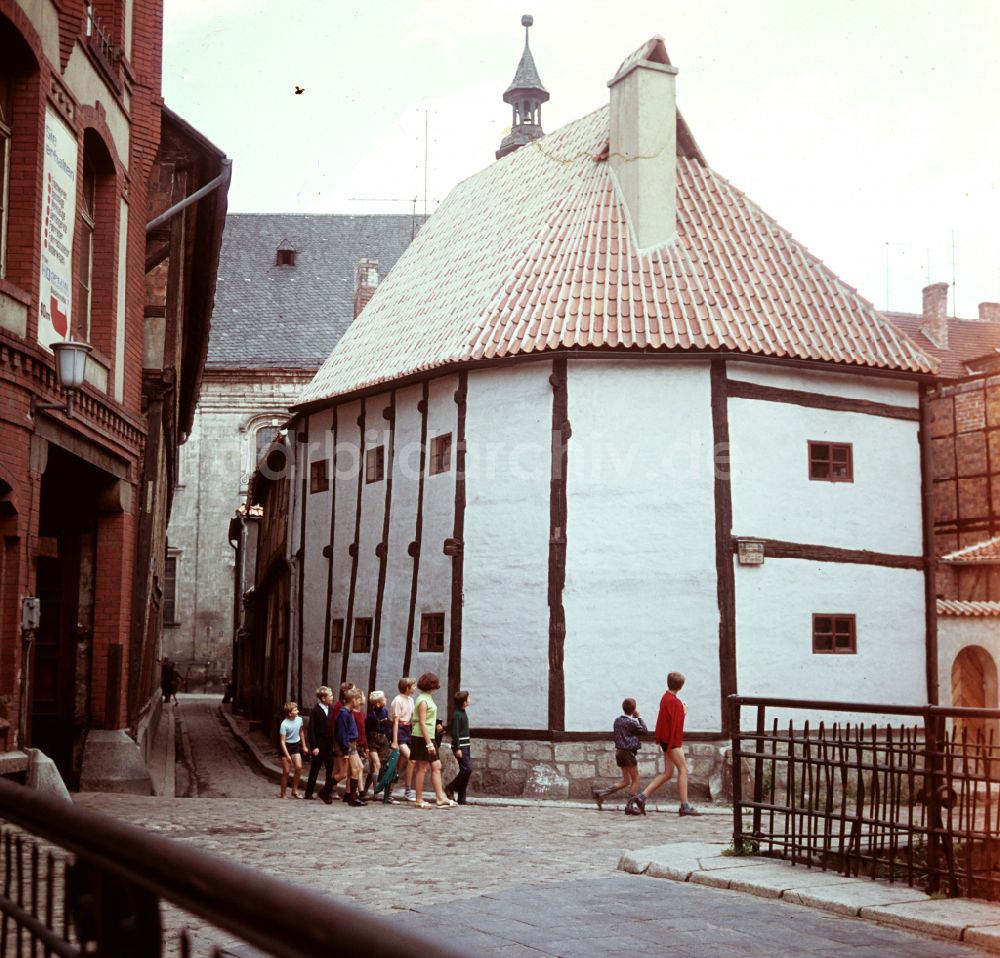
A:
[32, 340, 92, 419]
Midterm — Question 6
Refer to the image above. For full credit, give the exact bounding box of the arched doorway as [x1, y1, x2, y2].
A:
[951, 645, 999, 747]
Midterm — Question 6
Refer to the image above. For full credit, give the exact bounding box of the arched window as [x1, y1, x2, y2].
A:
[74, 130, 116, 377]
[0, 70, 11, 280]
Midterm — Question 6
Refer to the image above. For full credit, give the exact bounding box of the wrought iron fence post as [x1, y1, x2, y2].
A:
[730, 696, 743, 848]
[752, 704, 765, 842]
[924, 708, 943, 895]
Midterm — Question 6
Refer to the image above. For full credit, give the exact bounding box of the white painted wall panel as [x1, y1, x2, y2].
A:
[410, 375, 459, 684]
[728, 399, 922, 555]
[328, 400, 362, 682]
[301, 409, 334, 691]
[727, 361, 920, 408]
[345, 393, 392, 689]
[375, 384, 423, 693]
[938, 617, 1000, 705]
[735, 559, 926, 725]
[564, 361, 721, 732]
[463, 365, 552, 728]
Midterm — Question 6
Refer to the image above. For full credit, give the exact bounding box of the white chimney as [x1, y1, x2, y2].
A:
[607, 37, 677, 251]
[921, 282, 949, 349]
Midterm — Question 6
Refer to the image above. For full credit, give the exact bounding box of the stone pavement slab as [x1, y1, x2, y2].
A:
[860, 898, 1000, 942]
[621, 839, 1000, 953]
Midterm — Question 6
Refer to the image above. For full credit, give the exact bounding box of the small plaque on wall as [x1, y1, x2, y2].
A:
[737, 539, 765, 565]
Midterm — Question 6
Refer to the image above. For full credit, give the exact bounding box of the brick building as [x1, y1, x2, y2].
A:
[0, 0, 228, 789]
[887, 285, 1000, 721]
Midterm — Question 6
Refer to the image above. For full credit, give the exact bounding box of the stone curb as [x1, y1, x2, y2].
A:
[618, 842, 1000, 952]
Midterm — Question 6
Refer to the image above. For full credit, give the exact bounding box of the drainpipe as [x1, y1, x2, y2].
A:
[919, 384, 939, 704]
[146, 160, 232, 233]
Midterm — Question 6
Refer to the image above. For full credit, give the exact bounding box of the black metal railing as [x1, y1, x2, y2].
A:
[730, 695, 1000, 901]
[0, 778, 465, 957]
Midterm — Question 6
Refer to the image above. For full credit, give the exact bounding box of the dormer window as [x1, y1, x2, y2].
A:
[276, 248, 296, 267]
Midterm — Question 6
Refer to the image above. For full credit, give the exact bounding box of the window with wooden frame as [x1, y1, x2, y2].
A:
[809, 442, 853, 482]
[812, 614, 856, 654]
[309, 459, 329, 493]
[163, 555, 179, 626]
[352, 617, 373, 653]
[429, 433, 452, 476]
[365, 446, 385, 483]
[419, 612, 445, 653]
[275, 248, 296, 267]
[76, 154, 97, 342]
[330, 618, 344, 654]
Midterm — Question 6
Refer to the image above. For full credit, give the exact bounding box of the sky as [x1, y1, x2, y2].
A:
[162, 0, 1000, 318]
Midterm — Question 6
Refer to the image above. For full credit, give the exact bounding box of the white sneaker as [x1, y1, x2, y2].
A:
[404, 789, 416, 802]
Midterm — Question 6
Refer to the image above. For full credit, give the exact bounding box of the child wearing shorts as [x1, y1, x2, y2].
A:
[390, 676, 417, 801]
[365, 691, 393, 799]
[334, 687, 366, 807]
[279, 702, 307, 799]
[592, 698, 646, 810]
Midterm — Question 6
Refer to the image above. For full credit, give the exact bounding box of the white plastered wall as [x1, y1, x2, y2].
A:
[728, 377, 922, 556]
[375, 383, 423, 692]
[564, 360, 720, 732]
[343, 392, 393, 690]
[408, 375, 459, 685]
[735, 559, 926, 725]
[463, 364, 552, 728]
[727, 362, 920, 408]
[327, 400, 362, 683]
[300, 408, 335, 693]
[938, 616, 1000, 706]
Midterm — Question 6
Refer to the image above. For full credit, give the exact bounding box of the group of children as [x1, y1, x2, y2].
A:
[277, 669, 703, 816]
[277, 674, 473, 808]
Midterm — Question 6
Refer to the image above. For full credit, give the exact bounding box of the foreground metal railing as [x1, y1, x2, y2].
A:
[730, 695, 1000, 901]
[0, 778, 464, 957]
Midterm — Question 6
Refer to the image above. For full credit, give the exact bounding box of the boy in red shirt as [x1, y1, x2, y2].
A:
[630, 672, 702, 816]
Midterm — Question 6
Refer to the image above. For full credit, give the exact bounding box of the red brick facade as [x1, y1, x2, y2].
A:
[0, 0, 226, 787]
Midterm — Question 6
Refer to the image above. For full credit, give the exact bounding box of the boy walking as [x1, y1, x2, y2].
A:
[631, 672, 702, 816]
[593, 698, 647, 810]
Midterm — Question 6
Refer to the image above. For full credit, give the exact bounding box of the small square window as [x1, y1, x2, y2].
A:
[429, 433, 452, 476]
[809, 442, 853, 482]
[812, 613, 856, 654]
[419, 612, 445, 653]
[309, 460, 329, 493]
[352, 617, 372, 654]
[330, 618, 343, 654]
[276, 248, 296, 267]
[365, 446, 385, 483]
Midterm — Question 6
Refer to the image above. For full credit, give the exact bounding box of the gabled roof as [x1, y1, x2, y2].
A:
[937, 599, 1000, 617]
[942, 536, 1000, 563]
[884, 312, 1000, 379]
[298, 103, 936, 408]
[209, 213, 424, 370]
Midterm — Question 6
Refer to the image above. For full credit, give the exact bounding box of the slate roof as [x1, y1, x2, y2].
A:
[942, 536, 1000, 563]
[298, 87, 936, 408]
[884, 312, 1000, 379]
[937, 599, 1000, 617]
[505, 40, 548, 97]
[208, 213, 424, 369]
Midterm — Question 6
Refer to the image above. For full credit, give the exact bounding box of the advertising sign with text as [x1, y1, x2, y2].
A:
[38, 107, 77, 352]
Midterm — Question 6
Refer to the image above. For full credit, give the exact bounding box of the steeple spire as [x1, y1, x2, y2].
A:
[496, 15, 549, 160]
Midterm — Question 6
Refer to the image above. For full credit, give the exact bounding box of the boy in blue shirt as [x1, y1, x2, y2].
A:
[334, 688, 366, 807]
[592, 698, 647, 811]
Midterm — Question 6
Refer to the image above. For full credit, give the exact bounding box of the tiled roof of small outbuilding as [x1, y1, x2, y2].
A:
[298, 90, 936, 407]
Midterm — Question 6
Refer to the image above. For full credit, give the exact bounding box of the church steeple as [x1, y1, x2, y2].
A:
[496, 15, 549, 160]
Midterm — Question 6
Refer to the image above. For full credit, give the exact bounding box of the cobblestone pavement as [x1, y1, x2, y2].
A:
[73, 696, 993, 958]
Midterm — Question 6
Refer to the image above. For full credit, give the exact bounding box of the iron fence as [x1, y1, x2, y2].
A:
[0, 777, 464, 957]
[730, 695, 1000, 901]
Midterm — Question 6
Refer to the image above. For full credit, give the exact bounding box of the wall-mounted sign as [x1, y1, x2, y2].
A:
[737, 539, 765, 565]
[38, 106, 77, 352]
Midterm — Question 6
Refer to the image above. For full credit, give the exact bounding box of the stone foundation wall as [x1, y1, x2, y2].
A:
[437, 739, 736, 801]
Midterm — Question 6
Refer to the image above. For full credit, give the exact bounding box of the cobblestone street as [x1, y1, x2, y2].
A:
[75, 696, 994, 957]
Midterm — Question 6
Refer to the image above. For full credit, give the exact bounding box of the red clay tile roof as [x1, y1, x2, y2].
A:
[942, 536, 1000, 563]
[937, 599, 1000, 617]
[298, 104, 936, 407]
[884, 312, 1000, 379]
